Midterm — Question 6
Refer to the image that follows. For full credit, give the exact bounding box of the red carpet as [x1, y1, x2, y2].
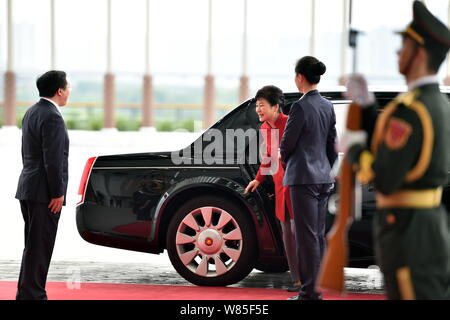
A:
[0, 281, 385, 300]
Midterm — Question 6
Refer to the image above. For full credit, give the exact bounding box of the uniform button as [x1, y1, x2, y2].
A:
[386, 214, 396, 225]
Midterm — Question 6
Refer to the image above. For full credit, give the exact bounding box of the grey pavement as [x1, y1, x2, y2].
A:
[0, 260, 384, 294]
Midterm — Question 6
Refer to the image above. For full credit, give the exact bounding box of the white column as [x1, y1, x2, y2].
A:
[7, 0, 13, 72]
[104, 0, 116, 130]
[241, 0, 248, 77]
[444, 1, 450, 85]
[4, 0, 17, 129]
[310, 0, 316, 56]
[142, 0, 155, 130]
[339, 0, 350, 85]
[203, 0, 215, 129]
[447, 0, 450, 77]
[106, 0, 112, 73]
[50, 0, 56, 69]
[206, 0, 213, 75]
[239, 0, 249, 103]
[145, 0, 151, 75]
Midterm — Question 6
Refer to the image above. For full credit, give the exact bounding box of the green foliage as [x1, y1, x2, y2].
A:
[116, 116, 141, 131]
[4, 80, 237, 132]
[16, 114, 24, 129]
[87, 118, 103, 131]
[156, 121, 175, 132]
[63, 116, 103, 131]
[65, 119, 78, 130]
[180, 119, 195, 132]
[155, 119, 196, 132]
[2, 104, 200, 132]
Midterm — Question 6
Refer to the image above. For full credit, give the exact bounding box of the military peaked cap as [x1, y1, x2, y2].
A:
[397, 1, 450, 61]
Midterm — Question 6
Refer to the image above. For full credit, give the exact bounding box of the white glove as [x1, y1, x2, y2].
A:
[344, 74, 375, 107]
[337, 130, 367, 153]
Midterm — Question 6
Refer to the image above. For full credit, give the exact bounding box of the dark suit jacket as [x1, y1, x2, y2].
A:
[280, 90, 337, 186]
[15, 98, 69, 204]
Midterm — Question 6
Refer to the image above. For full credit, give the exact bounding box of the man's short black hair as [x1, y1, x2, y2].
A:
[255, 85, 285, 110]
[36, 70, 68, 98]
[425, 47, 446, 73]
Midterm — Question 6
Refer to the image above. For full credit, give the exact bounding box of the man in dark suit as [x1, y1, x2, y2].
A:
[15, 70, 71, 300]
[280, 56, 337, 300]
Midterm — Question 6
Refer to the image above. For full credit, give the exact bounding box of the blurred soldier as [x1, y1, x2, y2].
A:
[15, 71, 71, 300]
[343, 1, 450, 299]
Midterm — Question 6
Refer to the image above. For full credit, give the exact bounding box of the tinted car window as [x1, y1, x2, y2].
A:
[218, 96, 300, 164]
[186, 100, 265, 164]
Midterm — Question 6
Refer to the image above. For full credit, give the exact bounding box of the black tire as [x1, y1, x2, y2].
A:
[166, 195, 257, 286]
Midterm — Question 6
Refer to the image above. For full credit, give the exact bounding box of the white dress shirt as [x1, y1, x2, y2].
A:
[407, 75, 439, 91]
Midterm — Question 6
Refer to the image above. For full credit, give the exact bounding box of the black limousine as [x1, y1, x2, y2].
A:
[76, 90, 450, 286]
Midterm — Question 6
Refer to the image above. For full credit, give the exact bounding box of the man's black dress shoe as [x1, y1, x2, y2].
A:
[287, 293, 323, 301]
[286, 281, 302, 292]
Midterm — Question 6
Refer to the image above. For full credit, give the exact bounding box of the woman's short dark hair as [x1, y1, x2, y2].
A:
[36, 70, 68, 98]
[255, 85, 285, 111]
[295, 56, 326, 84]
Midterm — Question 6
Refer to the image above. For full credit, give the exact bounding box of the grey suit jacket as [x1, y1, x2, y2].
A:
[15, 98, 69, 204]
[280, 90, 337, 186]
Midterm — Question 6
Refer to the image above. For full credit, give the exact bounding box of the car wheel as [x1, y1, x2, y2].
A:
[166, 195, 257, 286]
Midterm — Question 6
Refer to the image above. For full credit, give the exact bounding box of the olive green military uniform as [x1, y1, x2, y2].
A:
[349, 1, 450, 300]
[357, 86, 450, 300]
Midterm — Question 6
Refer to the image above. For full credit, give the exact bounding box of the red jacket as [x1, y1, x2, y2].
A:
[255, 113, 293, 222]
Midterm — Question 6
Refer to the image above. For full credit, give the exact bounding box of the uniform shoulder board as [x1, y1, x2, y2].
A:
[394, 89, 420, 107]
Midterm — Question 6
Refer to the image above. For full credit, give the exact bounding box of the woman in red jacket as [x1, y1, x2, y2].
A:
[244, 85, 300, 292]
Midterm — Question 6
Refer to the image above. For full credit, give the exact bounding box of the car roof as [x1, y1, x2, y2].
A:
[214, 87, 450, 130]
[317, 85, 450, 93]
[281, 90, 399, 103]
[277, 86, 450, 103]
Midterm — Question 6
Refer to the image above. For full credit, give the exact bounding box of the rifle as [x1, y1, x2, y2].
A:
[317, 102, 362, 292]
